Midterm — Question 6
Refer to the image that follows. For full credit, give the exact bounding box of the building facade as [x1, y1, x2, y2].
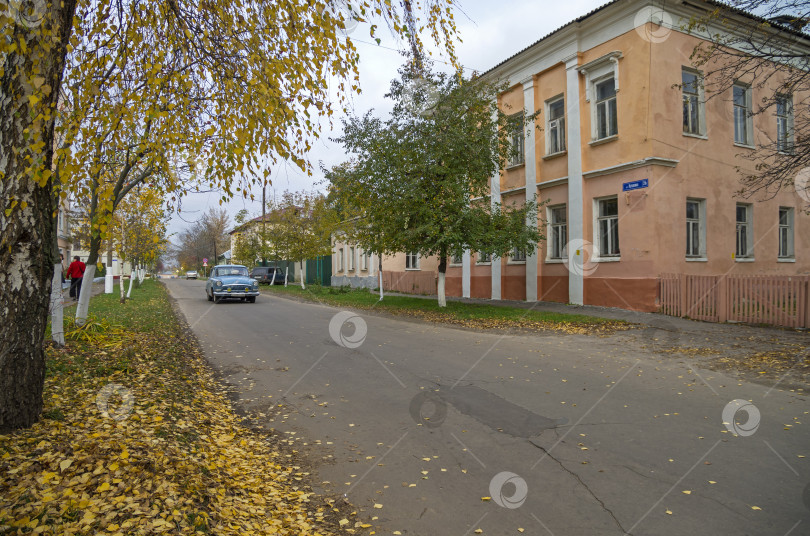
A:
[332, 0, 810, 313]
[438, 0, 809, 312]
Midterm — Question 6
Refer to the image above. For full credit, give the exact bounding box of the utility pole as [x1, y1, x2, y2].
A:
[262, 182, 267, 266]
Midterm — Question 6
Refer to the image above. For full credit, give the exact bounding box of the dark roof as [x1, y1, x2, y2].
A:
[483, 0, 810, 78]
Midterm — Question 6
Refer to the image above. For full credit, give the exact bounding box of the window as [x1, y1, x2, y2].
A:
[451, 253, 463, 265]
[511, 248, 526, 262]
[686, 199, 706, 258]
[405, 252, 419, 270]
[733, 83, 752, 145]
[735, 204, 753, 258]
[338, 248, 344, 271]
[776, 94, 793, 154]
[594, 78, 617, 140]
[548, 205, 567, 260]
[348, 247, 355, 271]
[682, 69, 704, 135]
[546, 96, 566, 154]
[779, 207, 794, 259]
[507, 113, 525, 166]
[596, 198, 619, 257]
[477, 252, 491, 264]
[361, 251, 369, 271]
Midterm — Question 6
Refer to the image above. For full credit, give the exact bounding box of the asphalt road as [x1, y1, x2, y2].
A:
[165, 279, 810, 536]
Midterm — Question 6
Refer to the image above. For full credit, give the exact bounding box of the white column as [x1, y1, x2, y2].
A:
[462, 250, 471, 298]
[565, 54, 584, 305]
[522, 77, 538, 302]
[491, 172, 501, 301]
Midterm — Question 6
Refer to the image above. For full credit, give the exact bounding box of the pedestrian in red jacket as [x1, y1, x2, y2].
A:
[67, 256, 85, 300]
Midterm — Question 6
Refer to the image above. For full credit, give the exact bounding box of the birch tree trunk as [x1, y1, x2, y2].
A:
[126, 270, 135, 298]
[437, 255, 447, 307]
[0, 0, 78, 431]
[50, 264, 65, 346]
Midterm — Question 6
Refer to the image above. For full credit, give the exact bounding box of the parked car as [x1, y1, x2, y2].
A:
[186, 270, 198, 280]
[250, 266, 285, 285]
[206, 264, 260, 303]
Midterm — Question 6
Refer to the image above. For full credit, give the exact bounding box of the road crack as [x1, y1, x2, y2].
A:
[530, 439, 630, 535]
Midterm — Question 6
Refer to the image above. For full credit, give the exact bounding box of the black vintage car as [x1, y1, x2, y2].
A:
[250, 266, 285, 285]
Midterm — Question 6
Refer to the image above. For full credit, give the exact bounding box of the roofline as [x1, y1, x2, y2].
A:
[482, 0, 810, 79]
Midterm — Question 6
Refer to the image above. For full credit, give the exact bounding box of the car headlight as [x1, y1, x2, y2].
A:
[215, 281, 222, 287]
[252, 280, 258, 287]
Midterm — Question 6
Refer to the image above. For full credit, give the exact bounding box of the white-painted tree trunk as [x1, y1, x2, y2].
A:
[284, 266, 289, 286]
[299, 260, 305, 289]
[378, 269, 383, 300]
[126, 270, 135, 298]
[437, 271, 446, 307]
[50, 264, 65, 345]
[118, 261, 126, 302]
[75, 265, 96, 326]
[138, 268, 145, 283]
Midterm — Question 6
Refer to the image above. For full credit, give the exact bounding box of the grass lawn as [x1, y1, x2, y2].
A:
[262, 284, 628, 335]
[2, 280, 347, 535]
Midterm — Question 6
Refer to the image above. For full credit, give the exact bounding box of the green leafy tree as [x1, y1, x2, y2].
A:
[269, 191, 336, 289]
[329, 63, 543, 307]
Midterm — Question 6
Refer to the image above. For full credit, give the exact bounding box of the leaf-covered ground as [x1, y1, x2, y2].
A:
[261, 285, 630, 336]
[0, 281, 351, 535]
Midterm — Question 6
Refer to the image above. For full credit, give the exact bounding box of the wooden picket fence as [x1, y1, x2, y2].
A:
[382, 271, 438, 296]
[660, 273, 810, 328]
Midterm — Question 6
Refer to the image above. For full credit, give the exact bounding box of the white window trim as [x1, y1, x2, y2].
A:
[593, 196, 620, 261]
[508, 248, 527, 265]
[682, 68, 706, 137]
[348, 246, 355, 271]
[360, 251, 369, 271]
[579, 52, 622, 142]
[449, 254, 464, 266]
[733, 82, 753, 147]
[507, 112, 525, 168]
[590, 75, 618, 141]
[545, 94, 566, 156]
[776, 94, 794, 155]
[476, 252, 492, 265]
[685, 198, 707, 259]
[735, 203, 754, 261]
[405, 252, 420, 270]
[546, 204, 567, 262]
[338, 248, 344, 272]
[778, 207, 795, 259]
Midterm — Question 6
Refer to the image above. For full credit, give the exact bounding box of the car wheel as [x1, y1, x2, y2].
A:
[207, 291, 213, 302]
[247, 297, 256, 303]
[214, 295, 222, 304]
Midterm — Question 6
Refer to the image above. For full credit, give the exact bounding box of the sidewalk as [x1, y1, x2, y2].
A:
[383, 291, 809, 355]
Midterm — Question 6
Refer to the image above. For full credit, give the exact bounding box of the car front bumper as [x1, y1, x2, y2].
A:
[212, 289, 260, 297]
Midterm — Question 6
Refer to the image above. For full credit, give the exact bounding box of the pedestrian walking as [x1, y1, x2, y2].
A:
[67, 256, 85, 301]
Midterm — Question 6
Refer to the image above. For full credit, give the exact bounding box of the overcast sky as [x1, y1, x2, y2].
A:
[167, 0, 606, 242]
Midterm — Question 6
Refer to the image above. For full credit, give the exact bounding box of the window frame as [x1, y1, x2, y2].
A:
[685, 198, 707, 259]
[735, 203, 754, 260]
[594, 196, 620, 259]
[778, 207, 795, 259]
[348, 246, 355, 271]
[476, 252, 492, 265]
[547, 204, 567, 261]
[405, 252, 420, 270]
[682, 68, 705, 137]
[510, 248, 527, 263]
[338, 248, 344, 272]
[776, 94, 794, 154]
[450, 252, 464, 265]
[507, 112, 525, 167]
[545, 95, 566, 155]
[361, 251, 369, 271]
[593, 76, 618, 141]
[733, 82, 753, 146]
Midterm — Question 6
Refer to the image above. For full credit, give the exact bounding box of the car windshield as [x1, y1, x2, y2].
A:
[215, 267, 249, 277]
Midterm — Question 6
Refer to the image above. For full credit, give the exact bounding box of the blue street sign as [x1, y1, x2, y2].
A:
[622, 179, 649, 192]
